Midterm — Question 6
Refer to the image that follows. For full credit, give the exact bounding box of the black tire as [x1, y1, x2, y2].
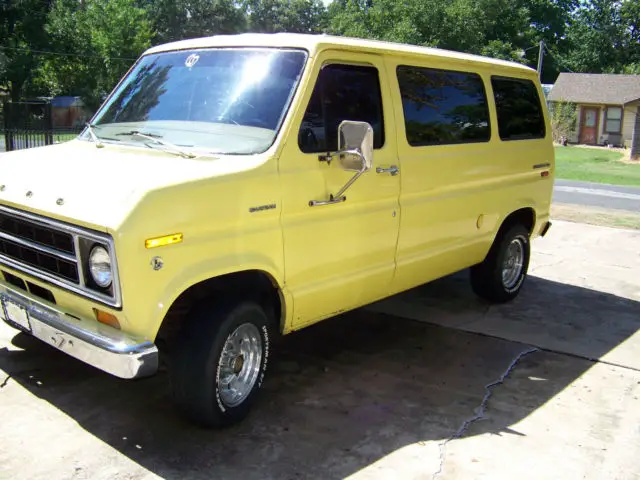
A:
[170, 300, 273, 428]
[470, 223, 531, 303]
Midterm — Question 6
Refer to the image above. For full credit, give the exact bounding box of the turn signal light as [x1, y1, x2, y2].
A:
[94, 308, 121, 330]
[145, 233, 183, 249]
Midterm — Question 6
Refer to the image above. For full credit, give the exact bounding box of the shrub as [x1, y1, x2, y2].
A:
[550, 100, 577, 144]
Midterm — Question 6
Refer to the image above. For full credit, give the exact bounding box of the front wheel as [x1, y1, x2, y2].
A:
[170, 300, 272, 427]
[470, 224, 531, 303]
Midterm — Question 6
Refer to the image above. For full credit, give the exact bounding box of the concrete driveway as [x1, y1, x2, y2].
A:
[1, 220, 639, 480]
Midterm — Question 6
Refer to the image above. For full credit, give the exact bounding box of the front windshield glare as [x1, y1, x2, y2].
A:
[90, 48, 307, 155]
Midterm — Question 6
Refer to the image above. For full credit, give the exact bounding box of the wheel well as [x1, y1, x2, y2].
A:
[155, 270, 284, 356]
[498, 208, 536, 238]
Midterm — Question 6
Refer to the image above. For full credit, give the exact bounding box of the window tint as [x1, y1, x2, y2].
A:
[298, 64, 384, 153]
[396, 65, 490, 146]
[492, 77, 546, 140]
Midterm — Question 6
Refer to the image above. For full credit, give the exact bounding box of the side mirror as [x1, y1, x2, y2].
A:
[337, 120, 374, 173]
[309, 120, 375, 207]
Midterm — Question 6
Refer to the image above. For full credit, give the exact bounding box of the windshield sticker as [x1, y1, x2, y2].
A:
[185, 54, 200, 68]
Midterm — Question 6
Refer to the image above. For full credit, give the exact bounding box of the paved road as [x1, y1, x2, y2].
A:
[554, 179, 640, 212]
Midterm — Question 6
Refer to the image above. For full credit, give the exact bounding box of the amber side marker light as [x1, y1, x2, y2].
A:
[145, 233, 183, 249]
[94, 308, 121, 330]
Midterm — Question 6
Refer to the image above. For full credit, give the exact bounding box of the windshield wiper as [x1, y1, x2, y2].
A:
[85, 123, 104, 149]
[116, 130, 195, 159]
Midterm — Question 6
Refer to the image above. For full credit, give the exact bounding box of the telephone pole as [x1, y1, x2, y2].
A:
[537, 40, 545, 80]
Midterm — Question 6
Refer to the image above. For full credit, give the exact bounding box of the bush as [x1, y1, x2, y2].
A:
[550, 101, 577, 144]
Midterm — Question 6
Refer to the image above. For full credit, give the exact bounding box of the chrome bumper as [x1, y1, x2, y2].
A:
[0, 281, 158, 379]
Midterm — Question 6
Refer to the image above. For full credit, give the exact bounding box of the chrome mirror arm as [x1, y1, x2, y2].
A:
[334, 160, 365, 199]
[309, 149, 366, 207]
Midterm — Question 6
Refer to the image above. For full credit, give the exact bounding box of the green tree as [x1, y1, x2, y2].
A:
[328, 0, 442, 45]
[562, 0, 624, 73]
[327, 0, 575, 72]
[245, 0, 328, 33]
[0, 0, 52, 100]
[619, 0, 640, 69]
[38, 0, 153, 110]
[146, 0, 246, 44]
[559, 0, 639, 74]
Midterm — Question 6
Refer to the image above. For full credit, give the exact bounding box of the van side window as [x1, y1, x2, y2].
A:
[298, 64, 385, 153]
[491, 77, 546, 140]
[396, 65, 490, 146]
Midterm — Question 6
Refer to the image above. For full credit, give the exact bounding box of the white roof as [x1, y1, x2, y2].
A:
[144, 33, 534, 73]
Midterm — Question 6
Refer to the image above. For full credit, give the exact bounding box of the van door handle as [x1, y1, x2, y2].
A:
[376, 165, 399, 176]
[532, 163, 551, 169]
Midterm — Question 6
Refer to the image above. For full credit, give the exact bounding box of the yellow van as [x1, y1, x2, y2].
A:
[0, 33, 553, 427]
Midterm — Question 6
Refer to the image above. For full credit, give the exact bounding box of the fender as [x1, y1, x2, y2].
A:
[149, 254, 294, 339]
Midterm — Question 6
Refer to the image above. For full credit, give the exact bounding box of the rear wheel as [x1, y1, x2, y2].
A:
[470, 224, 530, 303]
[170, 300, 272, 427]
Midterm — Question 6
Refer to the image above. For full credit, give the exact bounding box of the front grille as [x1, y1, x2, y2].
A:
[0, 210, 74, 254]
[0, 205, 120, 308]
[1, 270, 56, 304]
[0, 209, 79, 284]
[1, 270, 27, 291]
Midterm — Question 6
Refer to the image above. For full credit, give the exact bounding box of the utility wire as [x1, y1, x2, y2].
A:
[0, 45, 136, 61]
[0, 0, 55, 7]
[522, 44, 540, 53]
[543, 44, 576, 73]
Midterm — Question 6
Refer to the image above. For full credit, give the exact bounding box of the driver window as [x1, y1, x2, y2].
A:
[298, 64, 385, 153]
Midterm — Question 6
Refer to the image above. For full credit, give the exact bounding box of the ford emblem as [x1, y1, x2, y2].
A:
[185, 54, 200, 68]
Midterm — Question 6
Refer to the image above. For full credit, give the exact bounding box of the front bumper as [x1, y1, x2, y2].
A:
[0, 281, 158, 379]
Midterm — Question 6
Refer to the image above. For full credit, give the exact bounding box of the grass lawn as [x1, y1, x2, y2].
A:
[554, 146, 640, 187]
[53, 133, 79, 143]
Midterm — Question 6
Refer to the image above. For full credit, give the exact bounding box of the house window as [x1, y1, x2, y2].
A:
[605, 107, 622, 133]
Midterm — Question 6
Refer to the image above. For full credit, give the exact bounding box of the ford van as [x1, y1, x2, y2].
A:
[0, 33, 554, 427]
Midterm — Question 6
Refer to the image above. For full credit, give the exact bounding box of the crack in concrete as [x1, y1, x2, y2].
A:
[432, 347, 539, 480]
[0, 375, 11, 389]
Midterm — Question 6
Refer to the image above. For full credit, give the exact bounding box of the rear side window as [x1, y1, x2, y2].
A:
[491, 77, 546, 140]
[298, 64, 385, 153]
[396, 65, 490, 146]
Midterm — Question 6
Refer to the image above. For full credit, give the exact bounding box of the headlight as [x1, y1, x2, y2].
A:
[89, 245, 112, 288]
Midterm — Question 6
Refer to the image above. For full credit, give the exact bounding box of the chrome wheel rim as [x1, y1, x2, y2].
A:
[502, 238, 525, 289]
[217, 323, 263, 408]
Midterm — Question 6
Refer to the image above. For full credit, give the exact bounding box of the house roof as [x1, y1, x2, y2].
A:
[51, 96, 83, 108]
[548, 73, 640, 105]
[145, 33, 534, 74]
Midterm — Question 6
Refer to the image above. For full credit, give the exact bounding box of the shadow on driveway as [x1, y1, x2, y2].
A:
[0, 274, 638, 479]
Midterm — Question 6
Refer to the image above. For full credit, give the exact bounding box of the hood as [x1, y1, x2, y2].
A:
[0, 140, 265, 231]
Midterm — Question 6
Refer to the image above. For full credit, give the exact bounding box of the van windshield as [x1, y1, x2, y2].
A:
[89, 48, 307, 155]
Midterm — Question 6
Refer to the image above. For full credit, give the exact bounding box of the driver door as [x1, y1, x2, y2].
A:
[279, 51, 401, 329]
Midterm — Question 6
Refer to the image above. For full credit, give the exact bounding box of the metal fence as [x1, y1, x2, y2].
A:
[1, 100, 83, 152]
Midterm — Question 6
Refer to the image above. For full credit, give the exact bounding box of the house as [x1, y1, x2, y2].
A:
[547, 73, 640, 155]
[50, 96, 91, 129]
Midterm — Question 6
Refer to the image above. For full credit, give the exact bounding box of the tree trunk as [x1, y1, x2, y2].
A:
[631, 108, 640, 161]
[10, 81, 23, 102]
